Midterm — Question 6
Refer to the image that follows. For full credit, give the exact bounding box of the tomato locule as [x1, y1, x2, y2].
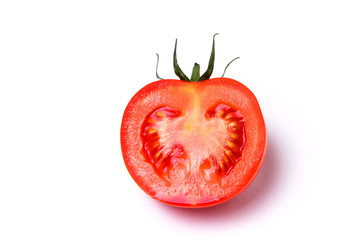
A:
[121, 34, 266, 207]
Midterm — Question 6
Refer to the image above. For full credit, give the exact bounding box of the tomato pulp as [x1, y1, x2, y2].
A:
[121, 35, 266, 207]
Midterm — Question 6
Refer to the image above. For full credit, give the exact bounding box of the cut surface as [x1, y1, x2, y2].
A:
[121, 78, 267, 207]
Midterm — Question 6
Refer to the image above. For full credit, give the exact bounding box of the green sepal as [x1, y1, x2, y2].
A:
[221, 57, 240, 78]
[173, 39, 190, 81]
[156, 53, 163, 80]
[198, 33, 218, 81]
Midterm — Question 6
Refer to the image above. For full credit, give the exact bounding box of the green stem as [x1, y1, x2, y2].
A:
[190, 63, 200, 82]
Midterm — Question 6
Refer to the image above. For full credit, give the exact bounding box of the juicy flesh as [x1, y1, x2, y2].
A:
[141, 99, 246, 186]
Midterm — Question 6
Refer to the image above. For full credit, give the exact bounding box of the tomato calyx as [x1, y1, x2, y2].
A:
[156, 33, 239, 82]
[174, 33, 217, 82]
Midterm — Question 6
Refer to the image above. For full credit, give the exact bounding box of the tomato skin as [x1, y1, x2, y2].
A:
[121, 78, 266, 208]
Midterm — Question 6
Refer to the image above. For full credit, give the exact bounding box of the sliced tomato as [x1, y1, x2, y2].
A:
[121, 77, 266, 207]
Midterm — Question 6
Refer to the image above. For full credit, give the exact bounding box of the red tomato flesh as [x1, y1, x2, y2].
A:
[121, 78, 266, 207]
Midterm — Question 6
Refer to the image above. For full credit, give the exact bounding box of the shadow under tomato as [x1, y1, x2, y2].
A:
[157, 131, 281, 224]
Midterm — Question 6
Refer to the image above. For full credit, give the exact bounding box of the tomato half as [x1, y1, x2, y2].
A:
[120, 35, 266, 208]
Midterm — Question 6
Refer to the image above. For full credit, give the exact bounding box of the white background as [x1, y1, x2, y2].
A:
[1, 0, 360, 239]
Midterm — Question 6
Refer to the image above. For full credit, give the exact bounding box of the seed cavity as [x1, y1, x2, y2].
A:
[140, 107, 186, 184]
[203, 101, 246, 183]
